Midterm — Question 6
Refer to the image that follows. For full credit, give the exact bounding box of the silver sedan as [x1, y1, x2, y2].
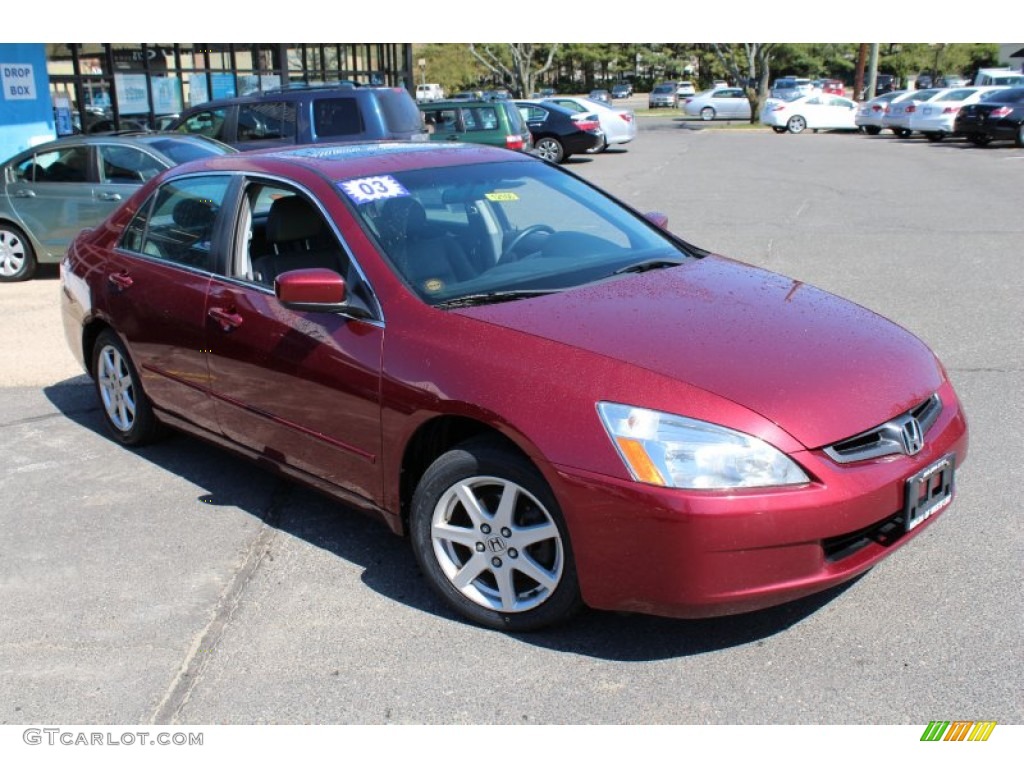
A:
[682, 88, 753, 121]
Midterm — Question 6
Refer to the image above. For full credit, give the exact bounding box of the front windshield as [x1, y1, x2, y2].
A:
[339, 159, 689, 306]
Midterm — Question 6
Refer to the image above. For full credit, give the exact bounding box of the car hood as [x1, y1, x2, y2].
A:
[456, 255, 943, 449]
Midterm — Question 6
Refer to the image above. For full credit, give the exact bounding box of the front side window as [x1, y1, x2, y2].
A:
[121, 175, 231, 271]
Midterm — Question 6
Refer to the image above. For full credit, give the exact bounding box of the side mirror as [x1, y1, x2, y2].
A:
[275, 268, 369, 318]
[644, 211, 670, 231]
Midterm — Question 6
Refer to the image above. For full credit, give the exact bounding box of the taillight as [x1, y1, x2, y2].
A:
[990, 106, 1013, 118]
[942, 106, 957, 114]
[883, 105, 891, 114]
[619, 113, 633, 122]
[576, 119, 600, 132]
[872, 104, 883, 112]
[905, 105, 916, 113]
[772, 104, 786, 111]
[506, 135, 524, 151]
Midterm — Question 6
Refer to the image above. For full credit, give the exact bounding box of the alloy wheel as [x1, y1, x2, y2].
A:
[430, 475, 565, 614]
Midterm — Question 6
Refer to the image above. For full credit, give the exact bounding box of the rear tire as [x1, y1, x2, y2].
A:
[1016, 124, 1024, 148]
[700, 107, 716, 121]
[968, 134, 992, 146]
[92, 329, 162, 446]
[925, 132, 944, 142]
[533, 136, 565, 164]
[863, 125, 882, 135]
[787, 115, 807, 134]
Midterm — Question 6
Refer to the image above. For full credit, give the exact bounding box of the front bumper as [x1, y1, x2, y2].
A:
[550, 387, 968, 619]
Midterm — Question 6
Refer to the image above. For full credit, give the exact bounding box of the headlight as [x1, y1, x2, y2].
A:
[597, 402, 809, 490]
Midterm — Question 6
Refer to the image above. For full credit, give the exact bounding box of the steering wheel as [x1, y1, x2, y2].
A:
[497, 225, 555, 264]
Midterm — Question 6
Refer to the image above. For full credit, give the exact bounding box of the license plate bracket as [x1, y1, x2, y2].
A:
[904, 453, 955, 532]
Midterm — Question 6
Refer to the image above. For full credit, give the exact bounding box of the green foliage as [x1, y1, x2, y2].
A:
[414, 44, 485, 93]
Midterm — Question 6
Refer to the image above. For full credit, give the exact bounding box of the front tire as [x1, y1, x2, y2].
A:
[1015, 124, 1024, 148]
[534, 137, 565, 164]
[0, 223, 37, 282]
[410, 437, 581, 631]
[92, 329, 162, 446]
[772, 126, 786, 134]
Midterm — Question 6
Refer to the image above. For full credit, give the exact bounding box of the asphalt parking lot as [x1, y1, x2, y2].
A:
[1, 119, 1021, 729]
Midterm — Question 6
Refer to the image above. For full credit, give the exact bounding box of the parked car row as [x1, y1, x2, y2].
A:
[855, 86, 1024, 146]
[418, 95, 636, 164]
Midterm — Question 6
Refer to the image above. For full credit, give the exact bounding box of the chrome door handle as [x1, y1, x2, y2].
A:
[98, 192, 123, 201]
[14, 189, 36, 198]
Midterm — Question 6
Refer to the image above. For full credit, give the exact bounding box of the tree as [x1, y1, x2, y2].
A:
[468, 43, 560, 98]
[709, 43, 778, 124]
[414, 44, 485, 94]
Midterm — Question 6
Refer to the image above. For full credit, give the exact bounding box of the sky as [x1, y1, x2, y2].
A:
[1, 3, 1018, 45]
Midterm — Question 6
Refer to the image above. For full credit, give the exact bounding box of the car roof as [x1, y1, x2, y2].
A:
[167, 141, 534, 182]
[179, 85, 404, 111]
[3, 132, 227, 160]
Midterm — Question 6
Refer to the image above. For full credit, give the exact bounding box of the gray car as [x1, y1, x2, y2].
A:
[0, 133, 233, 281]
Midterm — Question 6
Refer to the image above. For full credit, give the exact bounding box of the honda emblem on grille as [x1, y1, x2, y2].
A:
[899, 416, 924, 455]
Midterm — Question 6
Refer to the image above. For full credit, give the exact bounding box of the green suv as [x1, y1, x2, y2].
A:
[419, 99, 533, 153]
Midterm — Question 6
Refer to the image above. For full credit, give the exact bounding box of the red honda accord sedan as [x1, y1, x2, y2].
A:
[61, 142, 968, 631]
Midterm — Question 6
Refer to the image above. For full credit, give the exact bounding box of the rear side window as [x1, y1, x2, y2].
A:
[121, 175, 231, 271]
[313, 97, 364, 137]
[461, 106, 499, 132]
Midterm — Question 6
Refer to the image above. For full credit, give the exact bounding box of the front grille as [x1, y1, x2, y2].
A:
[824, 394, 942, 464]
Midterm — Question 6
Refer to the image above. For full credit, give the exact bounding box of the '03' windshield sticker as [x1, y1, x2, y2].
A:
[339, 175, 410, 205]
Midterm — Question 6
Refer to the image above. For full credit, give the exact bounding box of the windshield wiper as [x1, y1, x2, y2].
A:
[613, 258, 686, 276]
[436, 289, 561, 309]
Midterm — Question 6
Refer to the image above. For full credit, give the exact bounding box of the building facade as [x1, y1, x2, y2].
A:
[1, 43, 415, 161]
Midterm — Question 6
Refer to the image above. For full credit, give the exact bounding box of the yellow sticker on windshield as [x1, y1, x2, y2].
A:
[485, 192, 519, 202]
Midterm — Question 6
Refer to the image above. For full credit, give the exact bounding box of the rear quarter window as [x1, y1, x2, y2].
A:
[376, 90, 425, 133]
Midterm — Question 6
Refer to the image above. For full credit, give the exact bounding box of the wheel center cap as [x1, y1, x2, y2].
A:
[485, 536, 507, 554]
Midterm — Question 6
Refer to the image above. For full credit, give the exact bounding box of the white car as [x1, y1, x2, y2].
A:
[676, 81, 696, 97]
[855, 91, 905, 134]
[682, 88, 752, 121]
[539, 96, 637, 151]
[760, 93, 859, 134]
[881, 89, 943, 136]
[908, 86, 1008, 141]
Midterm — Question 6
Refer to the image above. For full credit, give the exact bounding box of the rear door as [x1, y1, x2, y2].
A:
[5, 143, 104, 259]
[101, 173, 235, 430]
